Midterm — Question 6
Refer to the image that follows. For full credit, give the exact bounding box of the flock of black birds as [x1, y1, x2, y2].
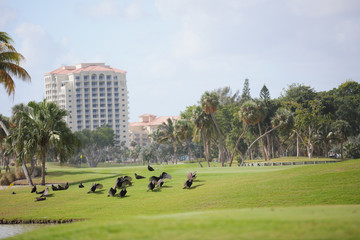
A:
[27, 164, 198, 202]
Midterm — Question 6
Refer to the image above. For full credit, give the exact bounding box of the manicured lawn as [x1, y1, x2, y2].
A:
[0, 160, 359, 239]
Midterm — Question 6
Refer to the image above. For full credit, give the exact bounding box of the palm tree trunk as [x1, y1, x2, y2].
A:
[41, 149, 46, 185]
[240, 124, 282, 166]
[202, 131, 210, 167]
[229, 124, 248, 167]
[22, 161, 33, 186]
[209, 112, 228, 166]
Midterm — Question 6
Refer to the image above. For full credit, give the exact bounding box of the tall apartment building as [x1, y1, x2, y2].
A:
[129, 114, 180, 146]
[44, 63, 129, 145]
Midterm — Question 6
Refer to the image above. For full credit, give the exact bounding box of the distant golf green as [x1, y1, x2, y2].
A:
[0, 159, 359, 239]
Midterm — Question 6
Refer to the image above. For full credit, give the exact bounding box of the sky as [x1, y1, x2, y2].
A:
[1, 0, 359, 122]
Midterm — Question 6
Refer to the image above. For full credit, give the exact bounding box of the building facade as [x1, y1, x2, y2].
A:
[44, 63, 129, 145]
[129, 114, 179, 146]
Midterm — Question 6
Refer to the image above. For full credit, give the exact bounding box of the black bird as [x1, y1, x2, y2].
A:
[57, 184, 65, 190]
[36, 189, 45, 194]
[52, 184, 59, 191]
[108, 187, 117, 197]
[135, 173, 146, 179]
[31, 185, 36, 193]
[183, 171, 196, 189]
[41, 187, 49, 197]
[87, 183, 103, 193]
[149, 172, 172, 187]
[148, 165, 154, 171]
[35, 196, 46, 202]
[147, 181, 156, 191]
[79, 182, 84, 188]
[119, 188, 127, 198]
[64, 182, 69, 190]
[114, 176, 132, 189]
[12, 192, 16, 194]
[183, 179, 193, 189]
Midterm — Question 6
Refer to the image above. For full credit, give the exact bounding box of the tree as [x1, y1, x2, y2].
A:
[241, 79, 251, 102]
[201, 91, 229, 166]
[175, 118, 202, 167]
[191, 106, 215, 167]
[157, 118, 179, 164]
[239, 108, 293, 166]
[259, 84, 270, 102]
[75, 126, 115, 167]
[0, 32, 31, 96]
[25, 100, 75, 185]
[329, 120, 351, 160]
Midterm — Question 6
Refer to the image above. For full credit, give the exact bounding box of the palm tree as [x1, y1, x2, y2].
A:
[200, 91, 229, 166]
[175, 118, 203, 167]
[329, 120, 351, 160]
[3, 104, 36, 185]
[27, 100, 70, 185]
[157, 118, 179, 164]
[191, 106, 215, 167]
[0, 32, 31, 96]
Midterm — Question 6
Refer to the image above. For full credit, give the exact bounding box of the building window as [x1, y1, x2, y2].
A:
[91, 74, 97, 80]
[92, 93, 98, 97]
[114, 76, 118, 80]
[106, 75, 111, 80]
[114, 82, 118, 86]
[93, 104, 98, 108]
[76, 83, 81, 87]
[76, 76, 80, 80]
[99, 74, 104, 80]
[84, 75, 89, 80]
[107, 82, 112, 86]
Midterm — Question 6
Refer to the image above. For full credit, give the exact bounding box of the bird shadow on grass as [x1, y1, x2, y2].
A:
[188, 184, 205, 189]
[161, 185, 173, 189]
[194, 179, 205, 183]
[117, 195, 130, 198]
[90, 189, 105, 194]
[46, 193, 55, 198]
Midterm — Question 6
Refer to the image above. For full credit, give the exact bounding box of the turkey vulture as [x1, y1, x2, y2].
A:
[41, 187, 49, 197]
[87, 183, 103, 193]
[108, 187, 117, 197]
[64, 182, 69, 190]
[51, 184, 58, 191]
[149, 172, 172, 187]
[183, 179, 193, 189]
[135, 173, 146, 179]
[12, 192, 16, 194]
[148, 165, 154, 171]
[79, 182, 84, 188]
[147, 181, 156, 191]
[57, 184, 65, 190]
[183, 171, 196, 189]
[36, 189, 45, 194]
[119, 188, 127, 198]
[31, 185, 36, 193]
[114, 176, 132, 189]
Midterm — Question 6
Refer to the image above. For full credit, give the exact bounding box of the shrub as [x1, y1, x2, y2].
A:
[6, 172, 16, 183]
[0, 175, 10, 185]
[15, 168, 25, 180]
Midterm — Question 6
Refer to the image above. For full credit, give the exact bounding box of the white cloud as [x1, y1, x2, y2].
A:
[124, 2, 142, 20]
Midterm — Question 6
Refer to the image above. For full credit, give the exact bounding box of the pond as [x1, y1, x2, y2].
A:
[0, 224, 43, 239]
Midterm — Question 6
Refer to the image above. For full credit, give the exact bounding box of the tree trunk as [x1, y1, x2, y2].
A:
[296, 134, 300, 159]
[340, 142, 344, 160]
[229, 124, 248, 167]
[22, 161, 34, 186]
[41, 150, 46, 185]
[209, 112, 228, 166]
[240, 124, 282, 166]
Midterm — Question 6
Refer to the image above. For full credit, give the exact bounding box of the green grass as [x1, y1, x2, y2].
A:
[0, 160, 359, 239]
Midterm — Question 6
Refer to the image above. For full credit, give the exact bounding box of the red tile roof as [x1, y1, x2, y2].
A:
[129, 116, 180, 127]
[45, 63, 126, 75]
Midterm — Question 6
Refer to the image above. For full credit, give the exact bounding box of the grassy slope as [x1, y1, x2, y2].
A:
[0, 160, 359, 239]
